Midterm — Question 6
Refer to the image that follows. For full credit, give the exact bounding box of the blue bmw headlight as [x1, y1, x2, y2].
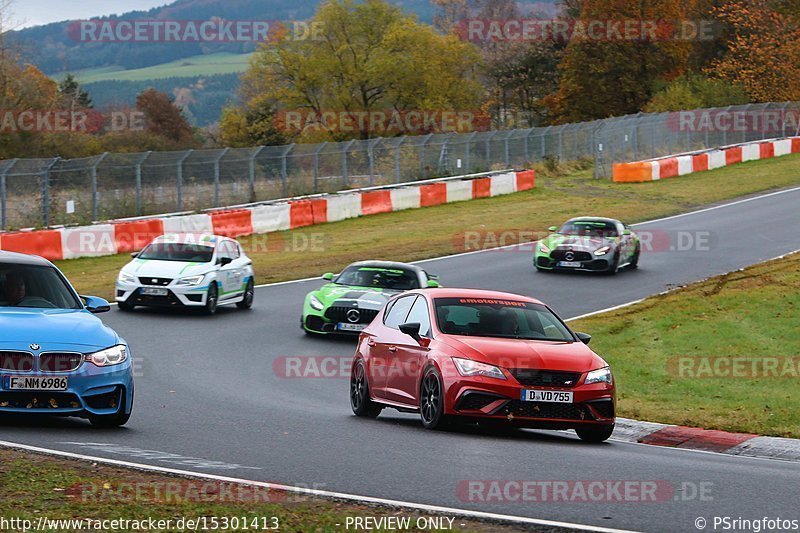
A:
[86, 345, 128, 367]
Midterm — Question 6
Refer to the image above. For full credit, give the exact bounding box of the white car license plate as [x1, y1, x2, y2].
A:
[141, 287, 168, 296]
[4, 375, 68, 391]
[521, 390, 573, 403]
[337, 323, 366, 332]
[558, 261, 582, 268]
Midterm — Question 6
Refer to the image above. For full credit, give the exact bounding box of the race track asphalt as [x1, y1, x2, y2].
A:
[3, 186, 800, 532]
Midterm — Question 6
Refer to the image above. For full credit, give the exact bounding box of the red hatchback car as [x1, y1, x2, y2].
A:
[350, 288, 616, 442]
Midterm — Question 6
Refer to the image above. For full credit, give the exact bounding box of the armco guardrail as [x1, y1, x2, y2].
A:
[0, 170, 535, 261]
[1, 102, 795, 230]
[613, 137, 800, 182]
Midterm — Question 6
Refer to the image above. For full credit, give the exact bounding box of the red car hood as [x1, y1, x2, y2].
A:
[440, 335, 606, 372]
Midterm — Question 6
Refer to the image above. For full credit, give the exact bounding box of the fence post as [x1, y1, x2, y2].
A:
[176, 150, 192, 211]
[0, 159, 17, 230]
[90, 152, 109, 222]
[524, 128, 534, 162]
[42, 158, 60, 227]
[484, 131, 498, 168]
[394, 137, 405, 183]
[134, 151, 151, 216]
[557, 126, 565, 161]
[249, 146, 264, 203]
[312, 143, 326, 193]
[464, 132, 477, 172]
[213, 148, 230, 207]
[503, 133, 510, 167]
[541, 126, 552, 158]
[419, 134, 433, 178]
[282, 144, 295, 197]
[368, 138, 382, 186]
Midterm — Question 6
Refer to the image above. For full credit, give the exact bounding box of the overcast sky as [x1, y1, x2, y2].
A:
[9, 1, 171, 28]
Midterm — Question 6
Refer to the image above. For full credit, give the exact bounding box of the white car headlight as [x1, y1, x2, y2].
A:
[86, 345, 128, 367]
[309, 294, 324, 311]
[539, 242, 551, 254]
[594, 246, 611, 256]
[452, 358, 506, 380]
[175, 275, 205, 286]
[585, 366, 613, 385]
[118, 271, 136, 284]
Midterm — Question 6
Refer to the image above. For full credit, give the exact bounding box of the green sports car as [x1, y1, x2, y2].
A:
[534, 217, 640, 274]
[302, 261, 440, 335]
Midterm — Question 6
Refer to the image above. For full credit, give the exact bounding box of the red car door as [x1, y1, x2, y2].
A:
[383, 295, 431, 406]
[370, 295, 417, 399]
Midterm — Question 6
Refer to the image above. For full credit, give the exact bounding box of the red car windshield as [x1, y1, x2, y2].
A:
[434, 297, 575, 341]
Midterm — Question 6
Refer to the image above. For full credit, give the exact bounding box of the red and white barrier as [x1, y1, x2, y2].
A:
[0, 170, 535, 261]
[613, 137, 800, 182]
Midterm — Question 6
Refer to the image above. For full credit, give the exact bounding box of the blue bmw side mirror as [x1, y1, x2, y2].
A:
[83, 296, 111, 314]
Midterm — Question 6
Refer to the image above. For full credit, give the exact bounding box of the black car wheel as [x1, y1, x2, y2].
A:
[236, 279, 255, 310]
[89, 388, 133, 428]
[420, 368, 448, 430]
[350, 361, 382, 418]
[117, 300, 135, 312]
[630, 246, 640, 269]
[575, 425, 615, 443]
[205, 283, 219, 315]
[606, 251, 620, 275]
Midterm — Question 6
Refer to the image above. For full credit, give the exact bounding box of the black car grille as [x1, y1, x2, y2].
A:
[325, 306, 379, 325]
[84, 387, 123, 410]
[500, 400, 592, 421]
[0, 392, 81, 410]
[456, 393, 501, 411]
[509, 369, 582, 388]
[0, 352, 34, 372]
[139, 277, 172, 286]
[39, 353, 84, 372]
[552, 250, 593, 262]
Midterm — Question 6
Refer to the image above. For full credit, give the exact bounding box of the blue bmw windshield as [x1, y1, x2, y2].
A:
[0, 264, 82, 310]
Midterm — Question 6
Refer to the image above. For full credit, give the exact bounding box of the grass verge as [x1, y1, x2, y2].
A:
[0, 448, 531, 533]
[571, 252, 800, 438]
[56, 153, 800, 301]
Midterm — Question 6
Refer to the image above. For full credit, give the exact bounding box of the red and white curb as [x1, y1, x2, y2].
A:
[613, 418, 800, 461]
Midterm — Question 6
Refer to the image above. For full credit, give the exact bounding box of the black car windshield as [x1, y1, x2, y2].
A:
[434, 297, 575, 341]
[0, 264, 82, 309]
[138, 243, 215, 262]
[335, 267, 420, 290]
[559, 221, 618, 238]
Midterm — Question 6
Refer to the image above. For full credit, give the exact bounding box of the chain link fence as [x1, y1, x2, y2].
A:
[1, 102, 797, 230]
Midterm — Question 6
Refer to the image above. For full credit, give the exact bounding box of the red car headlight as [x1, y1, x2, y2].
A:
[452, 358, 506, 380]
[585, 366, 613, 385]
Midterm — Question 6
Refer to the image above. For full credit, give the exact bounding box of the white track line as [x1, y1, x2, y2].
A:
[0, 440, 638, 533]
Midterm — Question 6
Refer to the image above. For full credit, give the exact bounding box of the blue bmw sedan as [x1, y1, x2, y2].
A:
[0, 251, 134, 426]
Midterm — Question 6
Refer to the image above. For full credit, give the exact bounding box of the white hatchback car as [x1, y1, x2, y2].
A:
[116, 234, 255, 314]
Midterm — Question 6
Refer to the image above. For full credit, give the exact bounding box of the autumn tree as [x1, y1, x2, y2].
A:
[135, 88, 195, 145]
[551, 0, 695, 122]
[709, 0, 800, 101]
[58, 74, 93, 110]
[224, 0, 482, 144]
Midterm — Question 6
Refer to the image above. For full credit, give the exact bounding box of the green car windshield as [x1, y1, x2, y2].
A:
[335, 267, 420, 290]
[558, 221, 618, 238]
[434, 297, 575, 342]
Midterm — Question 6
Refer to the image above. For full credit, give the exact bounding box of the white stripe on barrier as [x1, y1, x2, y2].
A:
[490, 172, 517, 196]
[60, 225, 117, 260]
[677, 155, 693, 176]
[651, 161, 660, 180]
[774, 139, 792, 157]
[250, 204, 291, 234]
[445, 180, 473, 203]
[389, 187, 421, 211]
[326, 193, 362, 222]
[708, 150, 727, 170]
[742, 143, 760, 162]
[162, 214, 213, 234]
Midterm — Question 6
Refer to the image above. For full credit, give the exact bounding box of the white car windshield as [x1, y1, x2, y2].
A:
[138, 243, 215, 262]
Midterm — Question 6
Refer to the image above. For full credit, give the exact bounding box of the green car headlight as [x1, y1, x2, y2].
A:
[539, 242, 551, 254]
[309, 294, 324, 311]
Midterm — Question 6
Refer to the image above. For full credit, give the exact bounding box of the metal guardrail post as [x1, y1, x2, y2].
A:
[464, 132, 477, 171]
[176, 150, 192, 211]
[0, 159, 17, 230]
[90, 152, 109, 221]
[312, 143, 326, 193]
[282, 144, 295, 197]
[419, 134, 433, 178]
[340, 140, 355, 187]
[42, 158, 60, 227]
[135, 151, 151, 216]
[249, 146, 265, 202]
[484, 131, 498, 167]
[394, 137, 405, 183]
[213, 148, 230, 207]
